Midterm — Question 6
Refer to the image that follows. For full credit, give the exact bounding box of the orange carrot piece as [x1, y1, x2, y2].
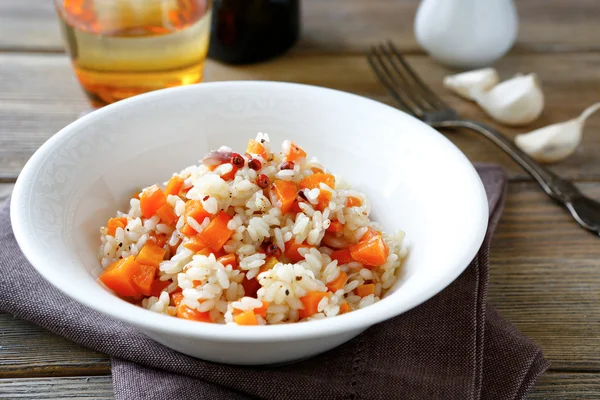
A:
[234, 310, 258, 325]
[132, 264, 157, 296]
[185, 200, 211, 224]
[272, 180, 298, 215]
[171, 292, 184, 306]
[299, 173, 335, 210]
[299, 172, 335, 191]
[349, 233, 389, 268]
[285, 240, 311, 263]
[286, 142, 307, 162]
[331, 249, 354, 265]
[135, 241, 166, 267]
[299, 291, 330, 319]
[220, 164, 238, 181]
[217, 253, 237, 268]
[356, 283, 375, 297]
[107, 217, 128, 236]
[310, 167, 324, 174]
[139, 185, 167, 219]
[155, 203, 177, 225]
[254, 301, 269, 318]
[177, 304, 212, 322]
[197, 212, 234, 252]
[339, 302, 352, 314]
[360, 227, 379, 242]
[326, 271, 348, 292]
[150, 278, 171, 297]
[183, 237, 207, 253]
[150, 233, 168, 248]
[165, 176, 184, 196]
[99, 256, 142, 297]
[326, 220, 344, 234]
[247, 139, 267, 158]
[346, 196, 362, 207]
[261, 256, 279, 272]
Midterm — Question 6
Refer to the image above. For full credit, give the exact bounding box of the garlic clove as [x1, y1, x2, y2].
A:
[443, 68, 500, 100]
[472, 73, 544, 126]
[514, 102, 600, 163]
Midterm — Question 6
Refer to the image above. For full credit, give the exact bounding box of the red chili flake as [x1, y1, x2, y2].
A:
[203, 195, 209, 201]
[280, 161, 295, 170]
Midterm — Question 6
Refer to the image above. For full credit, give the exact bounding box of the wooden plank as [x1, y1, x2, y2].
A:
[0, 314, 110, 378]
[1, 52, 600, 180]
[1, 0, 599, 53]
[489, 182, 600, 371]
[0, 376, 113, 399]
[0, 372, 599, 399]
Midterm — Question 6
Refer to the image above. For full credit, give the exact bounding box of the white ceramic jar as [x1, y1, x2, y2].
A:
[414, 0, 519, 68]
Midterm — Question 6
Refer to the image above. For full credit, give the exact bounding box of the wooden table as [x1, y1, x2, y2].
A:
[1, 1, 599, 398]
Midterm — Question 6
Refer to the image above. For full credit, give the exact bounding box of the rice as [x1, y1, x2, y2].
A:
[97, 133, 408, 326]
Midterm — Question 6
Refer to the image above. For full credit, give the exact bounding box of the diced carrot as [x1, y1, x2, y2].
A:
[99, 256, 142, 297]
[286, 142, 306, 162]
[261, 256, 279, 272]
[139, 185, 167, 219]
[180, 223, 197, 236]
[220, 164, 238, 181]
[150, 278, 171, 297]
[150, 233, 168, 248]
[326, 271, 348, 292]
[356, 283, 375, 297]
[183, 237, 207, 253]
[299, 173, 335, 210]
[217, 253, 237, 268]
[241, 274, 262, 297]
[272, 180, 298, 215]
[339, 302, 352, 314]
[326, 220, 344, 234]
[132, 264, 157, 296]
[234, 310, 258, 325]
[177, 304, 212, 322]
[349, 233, 389, 268]
[254, 301, 269, 318]
[185, 200, 211, 224]
[107, 217, 128, 236]
[299, 291, 330, 319]
[165, 176, 185, 196]
[155, 203, 177, 225]
[135, 241, 166, 267]
[310, 167, 324, 174]
[171, 292, 184, 306]
[197, 212, 234, 252]
[346, 196, 362, 207]
[331, 249, 354, 265]
[299, 172, 335, 191]
[197, 247, 213, 257]
[360, 227, 379, 242]
[247, 139, 267, 158]
[285, 240, 311, 263]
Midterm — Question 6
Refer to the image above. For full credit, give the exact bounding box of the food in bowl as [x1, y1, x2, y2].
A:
[98, 133, 407, 325]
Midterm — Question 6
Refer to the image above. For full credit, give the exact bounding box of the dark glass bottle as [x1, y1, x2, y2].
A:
[208, 0, 300, 64]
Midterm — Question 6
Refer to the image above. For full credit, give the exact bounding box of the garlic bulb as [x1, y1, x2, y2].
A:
[443, 68, 500, 100]
[515, 102, 600, 163]
[471, 73, 544, 126]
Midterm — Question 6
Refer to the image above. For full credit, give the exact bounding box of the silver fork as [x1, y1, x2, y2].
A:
[367, 41, 600, 236]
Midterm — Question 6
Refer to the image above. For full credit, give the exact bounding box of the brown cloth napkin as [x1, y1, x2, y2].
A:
[0, 164, 548, 400]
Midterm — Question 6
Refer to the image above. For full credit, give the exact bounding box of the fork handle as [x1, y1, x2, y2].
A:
[433, 119, 582, 203]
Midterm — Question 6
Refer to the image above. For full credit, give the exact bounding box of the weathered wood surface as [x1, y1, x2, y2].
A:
[1, 0, 599, 53]
[1, 373, 599, 399]
[1, 52, 600, 180]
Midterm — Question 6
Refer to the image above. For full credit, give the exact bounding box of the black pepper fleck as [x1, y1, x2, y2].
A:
[298, 190, 308, 201]
[285, 289, 290, 295]
[296, 276, 302, 281]
[119, 243, 123, 248]
[260, 139, 266, 143]
[126, 228, 130, 231]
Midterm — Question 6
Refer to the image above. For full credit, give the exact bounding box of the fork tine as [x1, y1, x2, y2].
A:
[385, 41, 451, 111]
[366, 46, 422, 117]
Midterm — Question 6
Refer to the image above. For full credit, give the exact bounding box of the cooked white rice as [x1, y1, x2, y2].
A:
[98, 133, 408, 325]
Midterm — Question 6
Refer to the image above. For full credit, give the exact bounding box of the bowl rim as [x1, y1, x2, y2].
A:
[11, 81, 489, 342]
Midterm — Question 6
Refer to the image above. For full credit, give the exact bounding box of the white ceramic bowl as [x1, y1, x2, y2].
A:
[11, 82, 488, 365]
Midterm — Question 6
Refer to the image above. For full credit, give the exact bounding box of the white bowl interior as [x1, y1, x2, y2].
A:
[12, 82, 488, 340]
